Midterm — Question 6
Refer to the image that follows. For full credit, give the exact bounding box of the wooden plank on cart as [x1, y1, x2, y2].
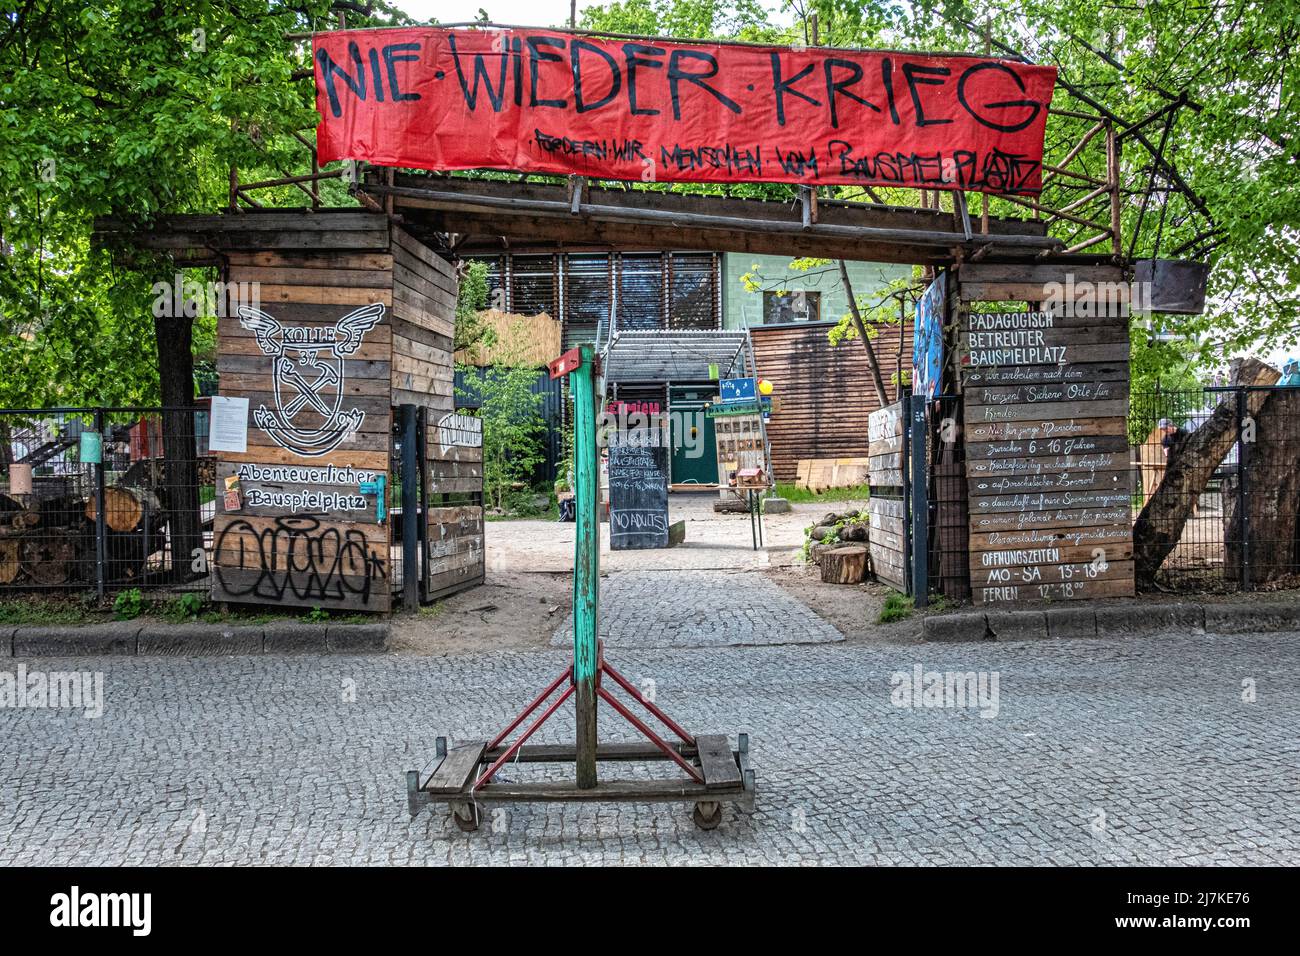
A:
[696, 734, 742, 790]
[424, 741, 486, 793]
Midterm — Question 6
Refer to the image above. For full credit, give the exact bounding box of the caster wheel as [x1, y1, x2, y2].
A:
[692, 802, 723, 831]
[452, 805, 479, 833]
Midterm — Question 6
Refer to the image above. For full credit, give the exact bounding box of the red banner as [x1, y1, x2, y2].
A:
[314, 27, 1057, 195]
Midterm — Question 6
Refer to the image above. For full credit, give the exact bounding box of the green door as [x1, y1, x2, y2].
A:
[669, 386, 719, 486]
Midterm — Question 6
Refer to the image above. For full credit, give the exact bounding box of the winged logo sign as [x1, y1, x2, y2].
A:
[237, 303, 385, 457]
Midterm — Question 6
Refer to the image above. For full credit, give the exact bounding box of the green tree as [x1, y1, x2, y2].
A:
[456, 328, 546, 513]
[0, 0, 408, 407]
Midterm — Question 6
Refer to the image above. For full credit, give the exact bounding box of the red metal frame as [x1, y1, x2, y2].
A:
[486, 665, 572, 751]
[473, 680, 575, 790]
[470, 642, 705, 789]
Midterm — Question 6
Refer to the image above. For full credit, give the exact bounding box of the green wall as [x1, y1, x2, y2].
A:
[721, 254, 913, 330]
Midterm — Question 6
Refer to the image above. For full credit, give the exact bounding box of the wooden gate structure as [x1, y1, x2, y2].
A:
[96, 212, 485, 614]
[96, 21, 1214, 621]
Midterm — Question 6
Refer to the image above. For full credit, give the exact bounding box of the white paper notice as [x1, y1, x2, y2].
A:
[208, 396, 250, 453]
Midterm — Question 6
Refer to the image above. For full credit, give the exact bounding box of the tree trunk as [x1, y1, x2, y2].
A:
[1224, 387, 1300, 583]
[1133, 357, 1279, 587]
[154, 314, 201, 582]
[821, 544, 869, 584]
[838, 260, 890, 407]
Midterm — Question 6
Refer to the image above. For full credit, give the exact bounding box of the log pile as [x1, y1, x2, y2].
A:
[805, 509, 872, 579]
[1, 484, 165, 589]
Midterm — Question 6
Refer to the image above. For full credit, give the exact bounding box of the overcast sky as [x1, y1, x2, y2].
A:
[393, 1, 794, 29]
[395, 1, 596, 28]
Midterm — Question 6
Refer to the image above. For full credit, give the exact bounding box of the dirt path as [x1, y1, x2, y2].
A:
[388, 570, 572, 655]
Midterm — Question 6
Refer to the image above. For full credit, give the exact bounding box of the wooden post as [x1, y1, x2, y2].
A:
[401, 403, 420, 613]
[1107, 120, 1122, 256]
[572, 344, 600, 788]
[93, 408, 106, 602]
[909, 395, 929, 607]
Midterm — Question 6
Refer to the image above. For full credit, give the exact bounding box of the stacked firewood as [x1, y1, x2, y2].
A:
[0, 485, 163, 588]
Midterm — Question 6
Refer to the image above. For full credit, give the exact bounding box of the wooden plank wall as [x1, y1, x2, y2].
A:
[751, 322, 912, 483]
[426, 413, 485, 599]
[391, 227, 456, 413]
[959, 262, 1134, 606]
[868, 401, 907, 592]
[390, 227, 487, 600]
[213, 245, 395, 612]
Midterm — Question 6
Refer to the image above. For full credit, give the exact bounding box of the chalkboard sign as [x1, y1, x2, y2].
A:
[608, 430, 669, 550]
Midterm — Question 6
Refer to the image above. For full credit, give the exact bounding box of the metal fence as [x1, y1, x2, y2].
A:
[1130, 386, 1300, 591]
[0, 406, 214, 596]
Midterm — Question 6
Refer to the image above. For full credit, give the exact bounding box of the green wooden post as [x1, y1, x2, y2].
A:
[571, 344, 600, 788]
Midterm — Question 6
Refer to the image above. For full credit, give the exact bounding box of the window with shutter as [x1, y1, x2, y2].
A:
[563, 253, 612, 349]
[616, 253, 665, 331]
[511, 254, 558, 317]
[668, 252, 719, 330]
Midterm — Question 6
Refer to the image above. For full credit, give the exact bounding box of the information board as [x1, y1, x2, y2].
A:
[961, 307, 1133, 605]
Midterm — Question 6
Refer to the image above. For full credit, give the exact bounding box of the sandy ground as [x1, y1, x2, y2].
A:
[389, 569, 572, 655]
[763, 566, 921, 645]
[391, 493, 895, 654]
[481, 491, 836, 572]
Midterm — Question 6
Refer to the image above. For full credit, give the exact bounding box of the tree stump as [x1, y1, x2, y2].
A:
[821, 545, 869, 584]
[1224, 387, 1300, 582]
[85, 486, 162, 533]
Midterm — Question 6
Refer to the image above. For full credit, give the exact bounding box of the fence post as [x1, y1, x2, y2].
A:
[901, 395, 912, 597]
[910, 394, 929, 607]
[1236, 388, 1251, 591]
[400, 403, 420, 612]
[92, 408, 107, 602]
[415, 405, 429, 602]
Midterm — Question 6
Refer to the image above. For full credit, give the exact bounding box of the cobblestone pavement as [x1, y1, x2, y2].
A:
[550, 570, 844, 648]
[2, 629, 1297, 865]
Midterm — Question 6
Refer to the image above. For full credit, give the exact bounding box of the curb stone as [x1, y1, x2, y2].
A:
[13, 624, 141, 657]
[326, 623, 387, 653]
[984, 610, 1047, 642]
[1096, 602, 1204, 635]
[921, 613, 986, 643]
[9, 622, 389, 657]
[137, 624, 264, 657]
[263, 623, 329, 653]
[1045, 607, 1098, 640]
[922, 600, 1300, 642]
[1203, 600, 1300, 634]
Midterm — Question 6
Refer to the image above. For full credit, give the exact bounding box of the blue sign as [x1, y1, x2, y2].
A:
[913, 274, 945, 401]
[719, 376, 757, 403]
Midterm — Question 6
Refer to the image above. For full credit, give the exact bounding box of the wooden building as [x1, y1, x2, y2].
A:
[465, 248, 911, 487]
